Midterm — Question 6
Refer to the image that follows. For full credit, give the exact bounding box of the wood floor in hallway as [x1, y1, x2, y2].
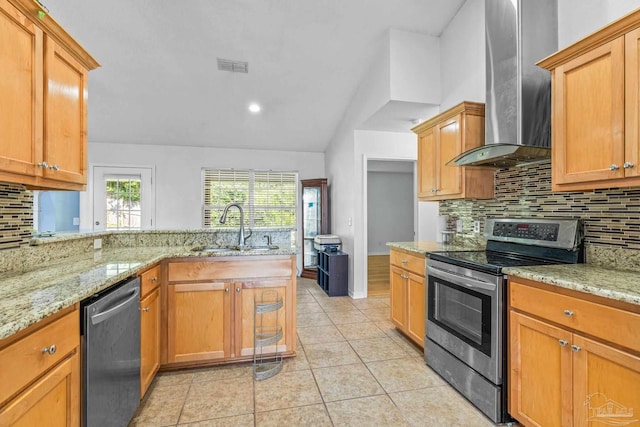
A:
[367, 255, 389, 296]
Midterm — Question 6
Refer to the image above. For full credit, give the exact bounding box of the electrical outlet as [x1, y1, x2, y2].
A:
[456, 219, 463, 233]
[473, 220, 481, 233]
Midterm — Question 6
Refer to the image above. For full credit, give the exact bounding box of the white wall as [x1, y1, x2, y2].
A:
[367, 171, 413, 254]
[81, 142, 325, 272]
[390, 29, 440, 103]
[353, 130, 421, 298]
[439, 0, 486, 110]
[558, 0, 640, 48]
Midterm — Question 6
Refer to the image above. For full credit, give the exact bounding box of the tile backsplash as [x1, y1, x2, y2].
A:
[0, 184, 32, 250]
[440, 162, 640, 250]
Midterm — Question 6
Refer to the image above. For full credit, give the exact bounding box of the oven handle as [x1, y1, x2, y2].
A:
[427, 265, 496, 292]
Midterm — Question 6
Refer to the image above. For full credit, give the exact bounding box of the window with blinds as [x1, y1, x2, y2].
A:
[202, 169, 297, 228]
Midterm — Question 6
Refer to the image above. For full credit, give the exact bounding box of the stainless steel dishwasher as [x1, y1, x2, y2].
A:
[81, 276, 141, 427]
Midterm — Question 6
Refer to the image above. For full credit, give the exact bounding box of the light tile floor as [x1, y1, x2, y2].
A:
[129, 278, 498, 426]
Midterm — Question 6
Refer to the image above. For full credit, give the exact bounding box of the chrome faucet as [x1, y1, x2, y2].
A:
[219, 203, 246, 248]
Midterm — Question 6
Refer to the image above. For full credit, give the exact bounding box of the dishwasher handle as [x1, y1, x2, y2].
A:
[91, 287, 140, 325]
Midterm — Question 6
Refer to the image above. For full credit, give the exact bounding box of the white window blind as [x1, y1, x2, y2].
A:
[203, 169, 297, 228]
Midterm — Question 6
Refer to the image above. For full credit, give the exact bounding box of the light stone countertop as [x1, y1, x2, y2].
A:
[0, 245, 296, 340]
[503, 264, 640, 307]
[387, 240, 485, 256]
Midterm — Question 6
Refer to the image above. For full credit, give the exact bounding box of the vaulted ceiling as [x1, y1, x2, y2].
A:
[51, 0, 466, 152]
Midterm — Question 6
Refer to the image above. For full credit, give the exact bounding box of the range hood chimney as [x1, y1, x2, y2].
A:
[449, 0, 558, 168]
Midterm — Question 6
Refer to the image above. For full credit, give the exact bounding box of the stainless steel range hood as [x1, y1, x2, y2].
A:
[449, 0, 558, 168]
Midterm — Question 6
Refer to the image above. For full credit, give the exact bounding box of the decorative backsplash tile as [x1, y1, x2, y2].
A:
[440, 162, 640, 250]
[0, 184, 32, 250]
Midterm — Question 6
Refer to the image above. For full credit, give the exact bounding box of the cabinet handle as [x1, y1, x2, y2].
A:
[37, 161, 49, 168]
[571, 344, 581, 352]
[610, 164, 620, 171]
[563, 309, 574, 317]
[401, 259, 407, 265]
[401, 274, 409, 279]
[41, 344, 57, 355]
[236, 287, 241, 293]
[151, 277, 158, 282]
[142, 307, 150, 312]
[624, 162, 635, 169]
[48, 164, 60, 171]
[558, 339, 568, 347]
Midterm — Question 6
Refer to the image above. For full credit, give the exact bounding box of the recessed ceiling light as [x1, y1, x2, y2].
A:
[248, 103, 261, 113]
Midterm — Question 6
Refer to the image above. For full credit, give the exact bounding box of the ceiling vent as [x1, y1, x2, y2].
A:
[217, 58, 248, 73]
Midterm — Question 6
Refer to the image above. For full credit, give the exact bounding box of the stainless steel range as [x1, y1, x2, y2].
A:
[425, 218, 584, 423]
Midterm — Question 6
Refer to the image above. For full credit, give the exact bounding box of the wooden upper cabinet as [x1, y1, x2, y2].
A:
[412, 101, 494, 201]
[0, 0, 42, 178]
[539, 9, 640, 191]
[43, 38, 88, 186]
[417, 129, 436, 198]
[0, 0, 98, 191]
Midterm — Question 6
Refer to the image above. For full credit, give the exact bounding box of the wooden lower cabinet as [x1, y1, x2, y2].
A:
[140, 287, 161, 397]
[0, 353, 79, 427]
[167, 282, 231, 363]
[509, 278, 640, 427]
[389, 249, 425, 348]
[165, 256, 296, 366]
[0, 305, 80, 426]
[235, 281, 288, 357]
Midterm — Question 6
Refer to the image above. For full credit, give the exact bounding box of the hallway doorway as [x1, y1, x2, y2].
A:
[366, 160, 415, 295]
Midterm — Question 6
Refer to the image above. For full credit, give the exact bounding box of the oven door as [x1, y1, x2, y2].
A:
[426, 258, 503, 384]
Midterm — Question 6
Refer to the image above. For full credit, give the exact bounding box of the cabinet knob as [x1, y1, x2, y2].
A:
[151, 277, 158, 282]
[401, 259, 407, 265]
[48, 164, 60, 171]
[563, 309, 574, 317]
[225, 288, 229, 293]
[37, 161, 49, 168]
[41, 344, 56, 355]
[624, 161, 635, 169]
[610, 164, 620, 171]
[571, 344, 582, 352]
[558, 339, 569, 347]
[236, 287, 241, 293]
[142, 307, 150, 312]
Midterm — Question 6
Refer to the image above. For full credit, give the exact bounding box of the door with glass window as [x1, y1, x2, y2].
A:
[93, 166, 154, 230]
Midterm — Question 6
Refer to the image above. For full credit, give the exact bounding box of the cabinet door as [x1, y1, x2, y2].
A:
[0, 353, 79, 426]
[417, 129, 437, 199]
[572, 335, 640, 427]
[552, 37, 625, 187]
[405, 271, 425, 347]
[625, 28, 640, 178]
[167, 282, 231, 363]
[43, 37, 88, 185]
[140, 287, 160, 397]
[0, 0, 43, 177]
[436, 115, 462, 197]
[509, 311, 572, 427]
[390, 266, 407, 330]
[235, 281, 288, 358]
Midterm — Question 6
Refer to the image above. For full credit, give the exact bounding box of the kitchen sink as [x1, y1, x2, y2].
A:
[192, 245, 279, 253]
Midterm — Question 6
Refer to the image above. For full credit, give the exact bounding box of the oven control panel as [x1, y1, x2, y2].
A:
[491, 222, 559, 241]
[485, 218, 583, 249]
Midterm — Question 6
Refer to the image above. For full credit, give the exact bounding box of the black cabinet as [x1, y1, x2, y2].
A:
[316, 251, 348, 296]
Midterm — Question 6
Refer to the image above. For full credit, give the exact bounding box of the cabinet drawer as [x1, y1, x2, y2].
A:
[168, 258, 293, 282]
[140, 264, 161, 297]
[390, 250, 425, 277]
[0, 308, 79, 405]
[510, 281, 640, 353]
